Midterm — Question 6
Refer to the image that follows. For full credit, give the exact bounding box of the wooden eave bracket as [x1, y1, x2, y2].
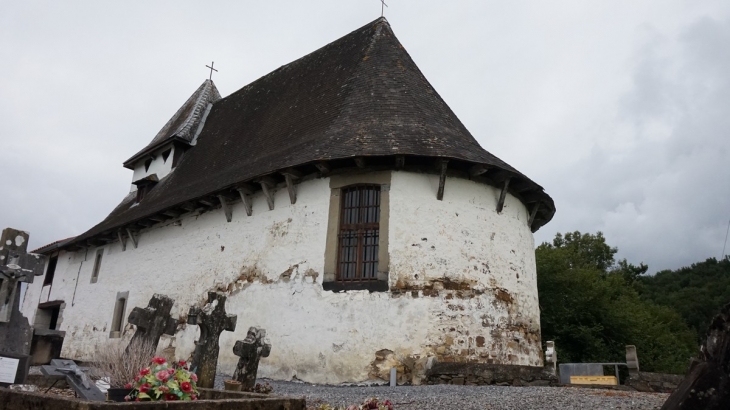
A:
[257, 176, 277, 210]
[198, 198, 215, 207]
[87, 238, 105, 247]
[315, 162, 330, 174]
[395, 155, 405, 169]
[528, 202, 540, 228]
[179, 202, 196, 212]
[125, 228, 139, 249]
[469, 164, 489, 177]
[217, 195, 232, 222]
[163, 209, 181, 218]
[437, 159, 449, 201]
[117, 230, 127, 252]
[236, 183, 255, 216]
[281, 168, 302, 205]
[496, 177, 512, 213]
[148, 215, 168, 222]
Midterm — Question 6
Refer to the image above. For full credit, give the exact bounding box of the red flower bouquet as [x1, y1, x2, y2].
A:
[125, 357, 199, 401]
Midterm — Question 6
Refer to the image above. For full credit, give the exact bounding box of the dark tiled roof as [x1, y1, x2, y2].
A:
[123, 80, 221, 168]
[33, 237, 75, 254]
[67, 17, 554, 247]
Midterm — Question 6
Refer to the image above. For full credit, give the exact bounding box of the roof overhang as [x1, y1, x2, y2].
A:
[123, 137, 189, 169]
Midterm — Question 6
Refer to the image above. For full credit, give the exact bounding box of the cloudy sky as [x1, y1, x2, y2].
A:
[1, 1, 729, 273]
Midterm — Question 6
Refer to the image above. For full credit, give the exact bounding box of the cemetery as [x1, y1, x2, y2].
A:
[0, 227, 727, 409]
[1, 8, 729, 410]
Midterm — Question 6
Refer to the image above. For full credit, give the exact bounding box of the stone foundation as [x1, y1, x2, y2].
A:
[0, 387, 305, 409]
[426, 362, 557, 386]
[626, 371, 685, 393]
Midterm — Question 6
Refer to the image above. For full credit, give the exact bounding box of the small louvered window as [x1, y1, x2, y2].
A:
[337, 185, 380, 281]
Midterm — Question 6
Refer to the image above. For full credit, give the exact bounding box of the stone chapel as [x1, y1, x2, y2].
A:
[22, 17, 555, 384]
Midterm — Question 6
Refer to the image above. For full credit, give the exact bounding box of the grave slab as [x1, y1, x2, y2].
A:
[41, 359, 105, 401]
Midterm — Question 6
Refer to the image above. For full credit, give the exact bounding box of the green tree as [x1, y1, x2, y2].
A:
[638, 257, 730, 341]
[537, 231, 697, 374]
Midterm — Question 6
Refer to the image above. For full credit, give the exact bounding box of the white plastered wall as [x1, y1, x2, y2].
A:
[21, 170, 541, 384]
[130, 144, 175, 192]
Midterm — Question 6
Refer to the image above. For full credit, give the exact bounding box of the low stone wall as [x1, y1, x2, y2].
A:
[426, 362, 558, 386]
[0, 387, 306, 409]
[626, 371, 685, 393]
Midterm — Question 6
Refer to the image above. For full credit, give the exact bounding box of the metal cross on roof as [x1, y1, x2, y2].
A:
[380, 0, 388, 17]
[206, 61, 218, 80]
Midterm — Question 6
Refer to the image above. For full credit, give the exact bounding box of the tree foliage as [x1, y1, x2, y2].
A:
[638, 257, 730, 342]
[536, 231, 697, 374]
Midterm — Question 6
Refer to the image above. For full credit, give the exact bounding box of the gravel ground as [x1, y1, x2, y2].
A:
[214, 375, 669, 410]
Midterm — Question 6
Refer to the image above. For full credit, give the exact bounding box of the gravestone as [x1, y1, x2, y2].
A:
[626, 345, 640, 377]
[0, 228, 46, 386]
[544, 341, 557, 376]
[41, 359, 105, 401]
[661, 303, 730, 410]
[127, 293, 178, 352]
[188, 292, 237, 388]
[233, 327, 271, 389]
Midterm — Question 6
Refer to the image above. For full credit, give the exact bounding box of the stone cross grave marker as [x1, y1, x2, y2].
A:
[41, 359, 105, 401]
[233, 326, 271, 389]
[0, 228, 46, 323]
[0, 228, 46, 386]
[188, 292, 237, 388]
[127, 293, 178, 352]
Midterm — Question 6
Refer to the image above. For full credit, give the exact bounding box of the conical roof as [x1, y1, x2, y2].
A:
[123, 79, 221, 168]
[68, 18, 554, 247]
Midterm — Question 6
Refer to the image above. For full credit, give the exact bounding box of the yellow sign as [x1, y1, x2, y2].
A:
[570, 375, 618, 385]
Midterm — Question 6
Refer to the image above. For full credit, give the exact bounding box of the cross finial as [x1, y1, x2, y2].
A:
[380, 0, 388, 17]
[205, 61, 218, 81]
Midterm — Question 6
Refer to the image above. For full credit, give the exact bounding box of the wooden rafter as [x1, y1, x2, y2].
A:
[117, 230, 127, 252]
[236, 187, 253, 216]
[163, 209, 181, 218]
[198, 198, 215, 207]
[281, 169, 301, 205]
[496, 177, 511, 213]
[437, 159, 449, 201]
[258, 177, 277, 210]
[528, 202, 540, 228]
[126, 228, 138, 249]
[217, 195, 232, 222]
[469, 164, 489, 177]
[179, 202, 196, 212]
[395, 155, 405, 169]
[315, 162, 330, 174]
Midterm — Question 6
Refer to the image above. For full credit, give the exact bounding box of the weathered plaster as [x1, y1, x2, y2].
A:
[21, 171, 542, 384]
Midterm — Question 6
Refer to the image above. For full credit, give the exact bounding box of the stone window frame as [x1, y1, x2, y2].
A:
[109, 291, 129, 338]
[43, 252, 59, 287]
[90, 248, 104, 284]
[323, 171, 390, 292]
